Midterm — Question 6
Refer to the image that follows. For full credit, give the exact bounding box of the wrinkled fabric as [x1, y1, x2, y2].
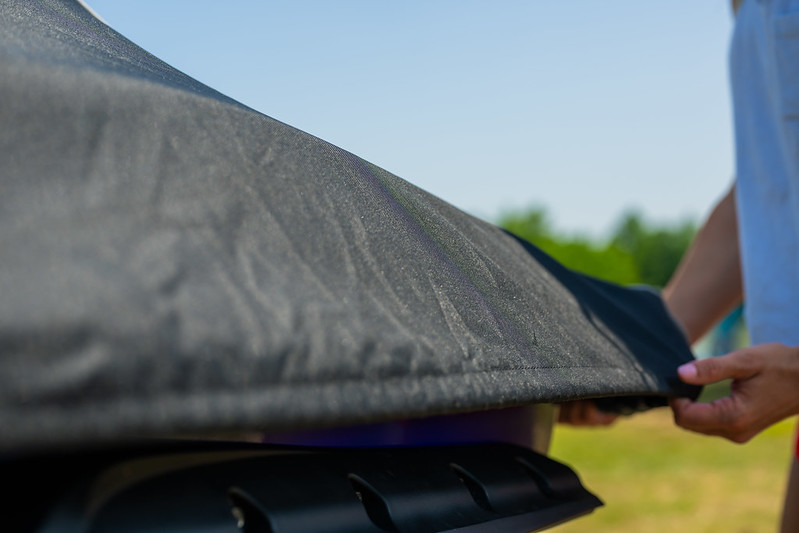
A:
[0, 0, 697, 451]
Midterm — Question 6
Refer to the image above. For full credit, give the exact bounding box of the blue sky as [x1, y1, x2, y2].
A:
[86, 1, 736, 238]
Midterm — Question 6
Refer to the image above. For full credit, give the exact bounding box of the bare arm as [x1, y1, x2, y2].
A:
[661, 185, 743, 343]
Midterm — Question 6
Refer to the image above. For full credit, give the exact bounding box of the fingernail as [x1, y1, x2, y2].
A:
[678, 363, 697, 380]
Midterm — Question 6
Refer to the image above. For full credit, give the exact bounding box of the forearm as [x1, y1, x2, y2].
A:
[662, 185, 743, 344]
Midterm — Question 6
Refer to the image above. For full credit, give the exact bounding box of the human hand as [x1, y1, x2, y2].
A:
[670, 343, 799, 443]
[558, 400, 619, 426]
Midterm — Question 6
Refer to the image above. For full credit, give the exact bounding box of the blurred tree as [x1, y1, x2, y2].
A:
[610, 211, 696, 287]
[499, 207, 638, 285]
[499, 207, 552, 242]
[499, 207, 696, 288]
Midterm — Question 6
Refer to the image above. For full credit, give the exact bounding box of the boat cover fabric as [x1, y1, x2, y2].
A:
[0, 0, 698, 451]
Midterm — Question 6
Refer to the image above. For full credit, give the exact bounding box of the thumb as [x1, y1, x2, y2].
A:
[677, 350, 760, 385]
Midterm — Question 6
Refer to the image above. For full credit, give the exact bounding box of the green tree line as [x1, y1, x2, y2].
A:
[499, 207, 696, 287]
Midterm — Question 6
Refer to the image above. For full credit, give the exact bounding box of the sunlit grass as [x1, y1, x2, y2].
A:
[550, 402, 795, 533]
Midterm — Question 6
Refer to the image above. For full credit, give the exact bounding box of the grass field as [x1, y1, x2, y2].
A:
[549, 401, 796, 533]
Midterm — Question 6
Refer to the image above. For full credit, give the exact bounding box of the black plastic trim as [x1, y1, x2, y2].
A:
[3, 440, 602, 532]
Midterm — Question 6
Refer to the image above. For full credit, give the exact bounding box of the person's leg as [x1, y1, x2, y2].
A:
[780, 457, 799, 532]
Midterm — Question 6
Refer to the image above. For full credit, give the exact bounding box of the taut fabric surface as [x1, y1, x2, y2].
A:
[0, 0, 697, 451]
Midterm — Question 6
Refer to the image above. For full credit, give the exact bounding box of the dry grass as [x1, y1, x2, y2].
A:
[549, 407, 796, 533]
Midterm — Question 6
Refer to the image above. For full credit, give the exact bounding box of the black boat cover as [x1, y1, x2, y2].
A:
[0, 0, 698, 451]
